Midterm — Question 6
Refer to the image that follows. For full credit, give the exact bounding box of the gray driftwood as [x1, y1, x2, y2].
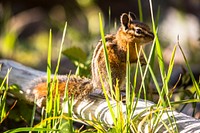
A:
[0, 59, 200, 132]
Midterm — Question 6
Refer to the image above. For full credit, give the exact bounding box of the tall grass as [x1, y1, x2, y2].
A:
[3, 22, 73, 133]
[0, 69, 11, 124]
[98, 13, 117, 128]
[38, 22, 74, 132]
[1, 1, 200, 132]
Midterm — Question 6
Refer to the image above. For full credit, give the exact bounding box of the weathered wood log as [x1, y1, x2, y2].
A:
[1, 59, 200, 132]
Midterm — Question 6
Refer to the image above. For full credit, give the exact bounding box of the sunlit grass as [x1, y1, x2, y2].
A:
[38, 22, 75, 132]
[98, 13, 117, 128]
[0, 69, 11, 124]
[3, 22, 74, 133]
[1, 1, 200, 132]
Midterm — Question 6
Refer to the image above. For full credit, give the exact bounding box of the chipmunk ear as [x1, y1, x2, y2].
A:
[128, 12, 137, 21]
[121, 13, 129, 30]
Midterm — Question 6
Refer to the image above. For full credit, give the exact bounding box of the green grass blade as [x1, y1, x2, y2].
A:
[44, 22, 68, 130]
[178, 42, 200, 97]
[62, 73, 74, 132]
[149, 0, 170, 108]
[165, 44, 177, 91]
[55, 22, 67, 76]
[171, 99, 200, 105]
[46, 28, 52, 108]
[137, 0, 143, 22]
[47, 29, 52, 82]
[99, 13, 114, 97]
[0, 69, 11, 123]
[149, 0, 166, 82]
[30, 98, 37, 129]
[162, 44, 179, 132]
[0, 68, 11, 90]
[98, 69, 117, 127]
[45, 29, 53, 128]
[144, 54, 165, 105]
[125, 43, 131, 132]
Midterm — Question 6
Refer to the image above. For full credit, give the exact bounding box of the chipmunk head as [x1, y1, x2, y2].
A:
[118, 12, 154, 45]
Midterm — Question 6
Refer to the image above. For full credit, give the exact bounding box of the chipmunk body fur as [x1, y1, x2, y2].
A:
[27, 13, 154, 105]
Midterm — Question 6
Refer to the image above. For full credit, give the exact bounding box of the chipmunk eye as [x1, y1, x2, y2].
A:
[135, 29, 143, 35]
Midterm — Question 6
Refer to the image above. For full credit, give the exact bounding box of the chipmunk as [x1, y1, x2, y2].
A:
[25, 12, 154, 106]
[91, 12, 154, 97]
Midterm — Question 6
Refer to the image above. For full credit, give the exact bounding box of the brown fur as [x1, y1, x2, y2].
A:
[29, 75, 92, 106]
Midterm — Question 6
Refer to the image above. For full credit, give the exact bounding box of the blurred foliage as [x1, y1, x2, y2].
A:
[62, 47, 91, 76]
[0, 0, 199, 72]
[0, 0, 101, 73]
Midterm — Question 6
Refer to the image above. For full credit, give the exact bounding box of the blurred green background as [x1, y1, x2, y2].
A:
[0, 0, 199, 74]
